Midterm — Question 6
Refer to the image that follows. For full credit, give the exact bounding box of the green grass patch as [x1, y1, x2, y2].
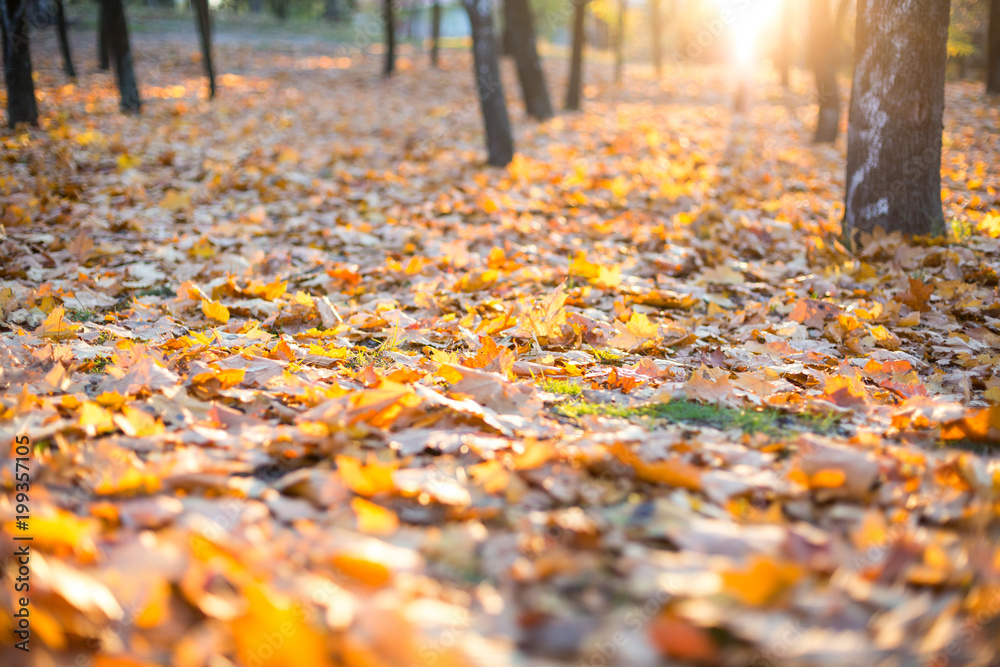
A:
[539, 378, 583, 397]
[556, 398, 842, 437]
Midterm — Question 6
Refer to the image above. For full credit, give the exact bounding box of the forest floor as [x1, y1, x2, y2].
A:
[2, 21, 1000, 667]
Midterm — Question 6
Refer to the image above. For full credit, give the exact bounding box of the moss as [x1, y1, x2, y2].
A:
[555, 398, 843, 437]
[540, 378, 583, 397]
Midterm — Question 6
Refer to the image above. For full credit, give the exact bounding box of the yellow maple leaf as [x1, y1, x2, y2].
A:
[721, 555, 803, 607]
[35, 306, 81, 340]
[201, 299, 230, 324]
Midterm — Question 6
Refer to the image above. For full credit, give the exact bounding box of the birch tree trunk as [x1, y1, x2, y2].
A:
[464, 0, 514, 166]
[843, 0, 950, 243]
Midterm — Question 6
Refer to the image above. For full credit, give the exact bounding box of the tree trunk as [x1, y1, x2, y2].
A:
[249, 0, 262, 14]
[102, 0, 141, 113]
[463, 0, 514, 166]
[649, 0, 661, 78]
[323, 0, 342, 21]
[1, 0, 38, 126]
[98, 0, 110, 70]
[501, 0, 514, 56]
[810, 0, 839, 143]
[383, 0, 395, 76]
[54, 0, 75, 78]
[272, 0, 287, 20]
[843, 0, 949, 244]
[565, 0, 586, 110]
[507, 0, 552, 120]
[192, 0, 215, 99]
[988, 0, 1000, 94]
[430, 0, 440, 67]
[614, 0, 625, 84]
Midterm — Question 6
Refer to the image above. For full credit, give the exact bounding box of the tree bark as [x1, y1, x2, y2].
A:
[649, 0, 661, 78]
[430, 0, 441, 67]
[102, 0, 141, 113]
[98, 0, 110, 70]
[843, 0, 950, 244]
[507, 0, 552, 120]
[614, 0, 625, 84]
[249, 0, 262, 14]
[463, 0, 514, 166]
[988, 0, 1000, 94]
[565, 0, 587, 110]
[383, 0, 395, 76]
[810, 0, 839, 143]
[192, 0, 215, 99]
[54, 0, 75, 78]
[1, 0, 38, 126]
[501, 0, 514, 56]
[272, 0, 287, 20]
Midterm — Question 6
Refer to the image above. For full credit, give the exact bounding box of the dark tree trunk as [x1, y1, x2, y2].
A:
[102, 0, 141, 113]
[988, 0, 1000, 94]
[323, 0, 342, 21]
[649, 0, 661, 78]
[809, 0, 839, 143]
[54, 0, 75, 78]
[1, 0, 38, 126]
[614, 0, 625, 84]
[430, 0, 440, 67]
[843, 0, 949, 244]
[501, 0, 514, 56]
[463, 0, 514, 166]
[565, 0, 587, 110]
[249, 0, 262, 13]
[98, 0, 110, 70]
[272, 0, 287, 20]
[191, 0, 215, 98]
[383, 0, 395, 76]
[507, 0, 552, 120]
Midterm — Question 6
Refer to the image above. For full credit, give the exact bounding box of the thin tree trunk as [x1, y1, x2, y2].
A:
[463, 0, 514, 166]
[249, 0, 262, 13]
[565, 0, 587, 110]
[1, 0, 39, 126]
[54, 0, 75, 78]
[98, 0, 110, 70]
[810, 0, 839, 142]
[192, 0, 215, 98]
[272, 0, 287, 20]
[323, 0, 342, 21]
[988, 0, 1000, 94]
[430, 0, 440, 67]
[649, 0, 661, 78]
[614, 0, 625, 84]
[383, 0, 395, 76]
[508, 0, 552, 120]
[103, 0, 141, 113]
[843, 0, 950, 244]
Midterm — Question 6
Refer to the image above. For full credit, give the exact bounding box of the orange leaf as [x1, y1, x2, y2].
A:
[201, 299, 230, 324]
[351, 497, 399, 535]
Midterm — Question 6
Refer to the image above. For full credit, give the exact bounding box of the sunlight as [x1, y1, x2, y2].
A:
[705, 0, 786, 66]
